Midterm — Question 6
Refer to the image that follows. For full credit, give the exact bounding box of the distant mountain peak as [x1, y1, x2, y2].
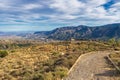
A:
[31, 23, 120, 40]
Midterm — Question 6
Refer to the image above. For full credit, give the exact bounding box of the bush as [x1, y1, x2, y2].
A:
[44, 72, 53, 80]
[54, 66, 68, 79]
[0, 50, 8, 58]
[32, 73, 44, 80]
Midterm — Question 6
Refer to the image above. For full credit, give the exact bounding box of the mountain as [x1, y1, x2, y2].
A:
[32, 23, 120, 40]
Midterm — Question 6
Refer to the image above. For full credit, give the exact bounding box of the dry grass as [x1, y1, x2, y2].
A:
[0, 40, 113, 80]
[110, 52, 120, 68]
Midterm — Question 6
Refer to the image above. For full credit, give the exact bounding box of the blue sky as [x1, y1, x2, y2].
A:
[0, 0, 120, 31]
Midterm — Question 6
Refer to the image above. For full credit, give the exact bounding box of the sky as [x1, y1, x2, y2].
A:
[0, 0, 120, 31]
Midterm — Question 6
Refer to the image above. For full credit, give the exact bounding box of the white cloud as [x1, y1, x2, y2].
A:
[0, 0, 120, 30]
[48, 0, 111, 21]
[107, 2, 120, 21]
[111, 2, 120, 7]
[0, 1, 12, 9]
[49, 0, 85, 14]
[22, 4, 43, 10]
[84, 0, 110, 7]
[110, 2, 120, 12]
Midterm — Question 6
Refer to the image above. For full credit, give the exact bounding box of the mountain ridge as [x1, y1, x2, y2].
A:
[32, 23, 120, 40]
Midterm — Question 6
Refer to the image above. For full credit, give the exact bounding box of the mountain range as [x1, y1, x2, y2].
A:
[1, 23, 120, 40]
[33, 23, 120, 40]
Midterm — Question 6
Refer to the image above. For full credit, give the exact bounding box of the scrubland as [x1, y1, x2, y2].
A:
[0, 40, 119, 80]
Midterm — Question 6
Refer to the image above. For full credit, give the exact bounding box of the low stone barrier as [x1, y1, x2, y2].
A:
[107, 55, 120, 72]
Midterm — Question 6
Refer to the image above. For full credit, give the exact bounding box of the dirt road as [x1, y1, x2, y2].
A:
[64, 51, 119, 80]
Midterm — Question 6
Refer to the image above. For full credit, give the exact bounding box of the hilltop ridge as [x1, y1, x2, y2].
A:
[33, 23, 120, 40]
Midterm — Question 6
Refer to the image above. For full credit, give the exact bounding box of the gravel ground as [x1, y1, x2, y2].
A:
[64, 51, 120, 80]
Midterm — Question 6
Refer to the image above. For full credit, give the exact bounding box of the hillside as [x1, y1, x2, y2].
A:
[0, 40, 115, 80]
[33, 23, 120, 40]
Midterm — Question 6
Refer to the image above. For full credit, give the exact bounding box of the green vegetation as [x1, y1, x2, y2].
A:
[0, 50, 8, 58]
[108, 38, 120, 76]
[108, 38, 120, 50]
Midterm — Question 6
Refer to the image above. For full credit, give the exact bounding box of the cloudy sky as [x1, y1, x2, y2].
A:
[0, 0, 120, 31]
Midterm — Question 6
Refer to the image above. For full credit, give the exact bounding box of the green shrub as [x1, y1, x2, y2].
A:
[44, 72, 53, 80]
[54, 66, 68, 79]
[10, 50, 15, 53]
[0, 50, 8, 58]
[32, 73, 44, 80]
[52, 52, 60, 57]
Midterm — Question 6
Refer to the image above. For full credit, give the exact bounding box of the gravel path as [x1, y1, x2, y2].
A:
[64, 51, 119, 80]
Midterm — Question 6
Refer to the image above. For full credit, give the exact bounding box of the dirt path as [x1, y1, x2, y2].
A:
[64, 51, 119, 80]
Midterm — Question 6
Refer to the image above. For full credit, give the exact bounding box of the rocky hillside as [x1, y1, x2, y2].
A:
[33, 23, 120, 40]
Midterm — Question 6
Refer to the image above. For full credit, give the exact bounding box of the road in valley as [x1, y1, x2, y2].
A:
[64, 51, 119, 80]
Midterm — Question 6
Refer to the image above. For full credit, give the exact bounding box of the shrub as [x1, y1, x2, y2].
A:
[54, 66, 68, 79]
[44, 72, 53, 80]
[32, 73, 44, 80]
[0, 50, 8, 58]
[11, 50, 15, 53]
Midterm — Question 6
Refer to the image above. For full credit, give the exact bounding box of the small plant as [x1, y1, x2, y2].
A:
[32, 73, 44, 80]
[11, 50, 15, 53]
[0, 50, 8, 58]
[54, 66, 68, 79]
[44, 72, 53, 80]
